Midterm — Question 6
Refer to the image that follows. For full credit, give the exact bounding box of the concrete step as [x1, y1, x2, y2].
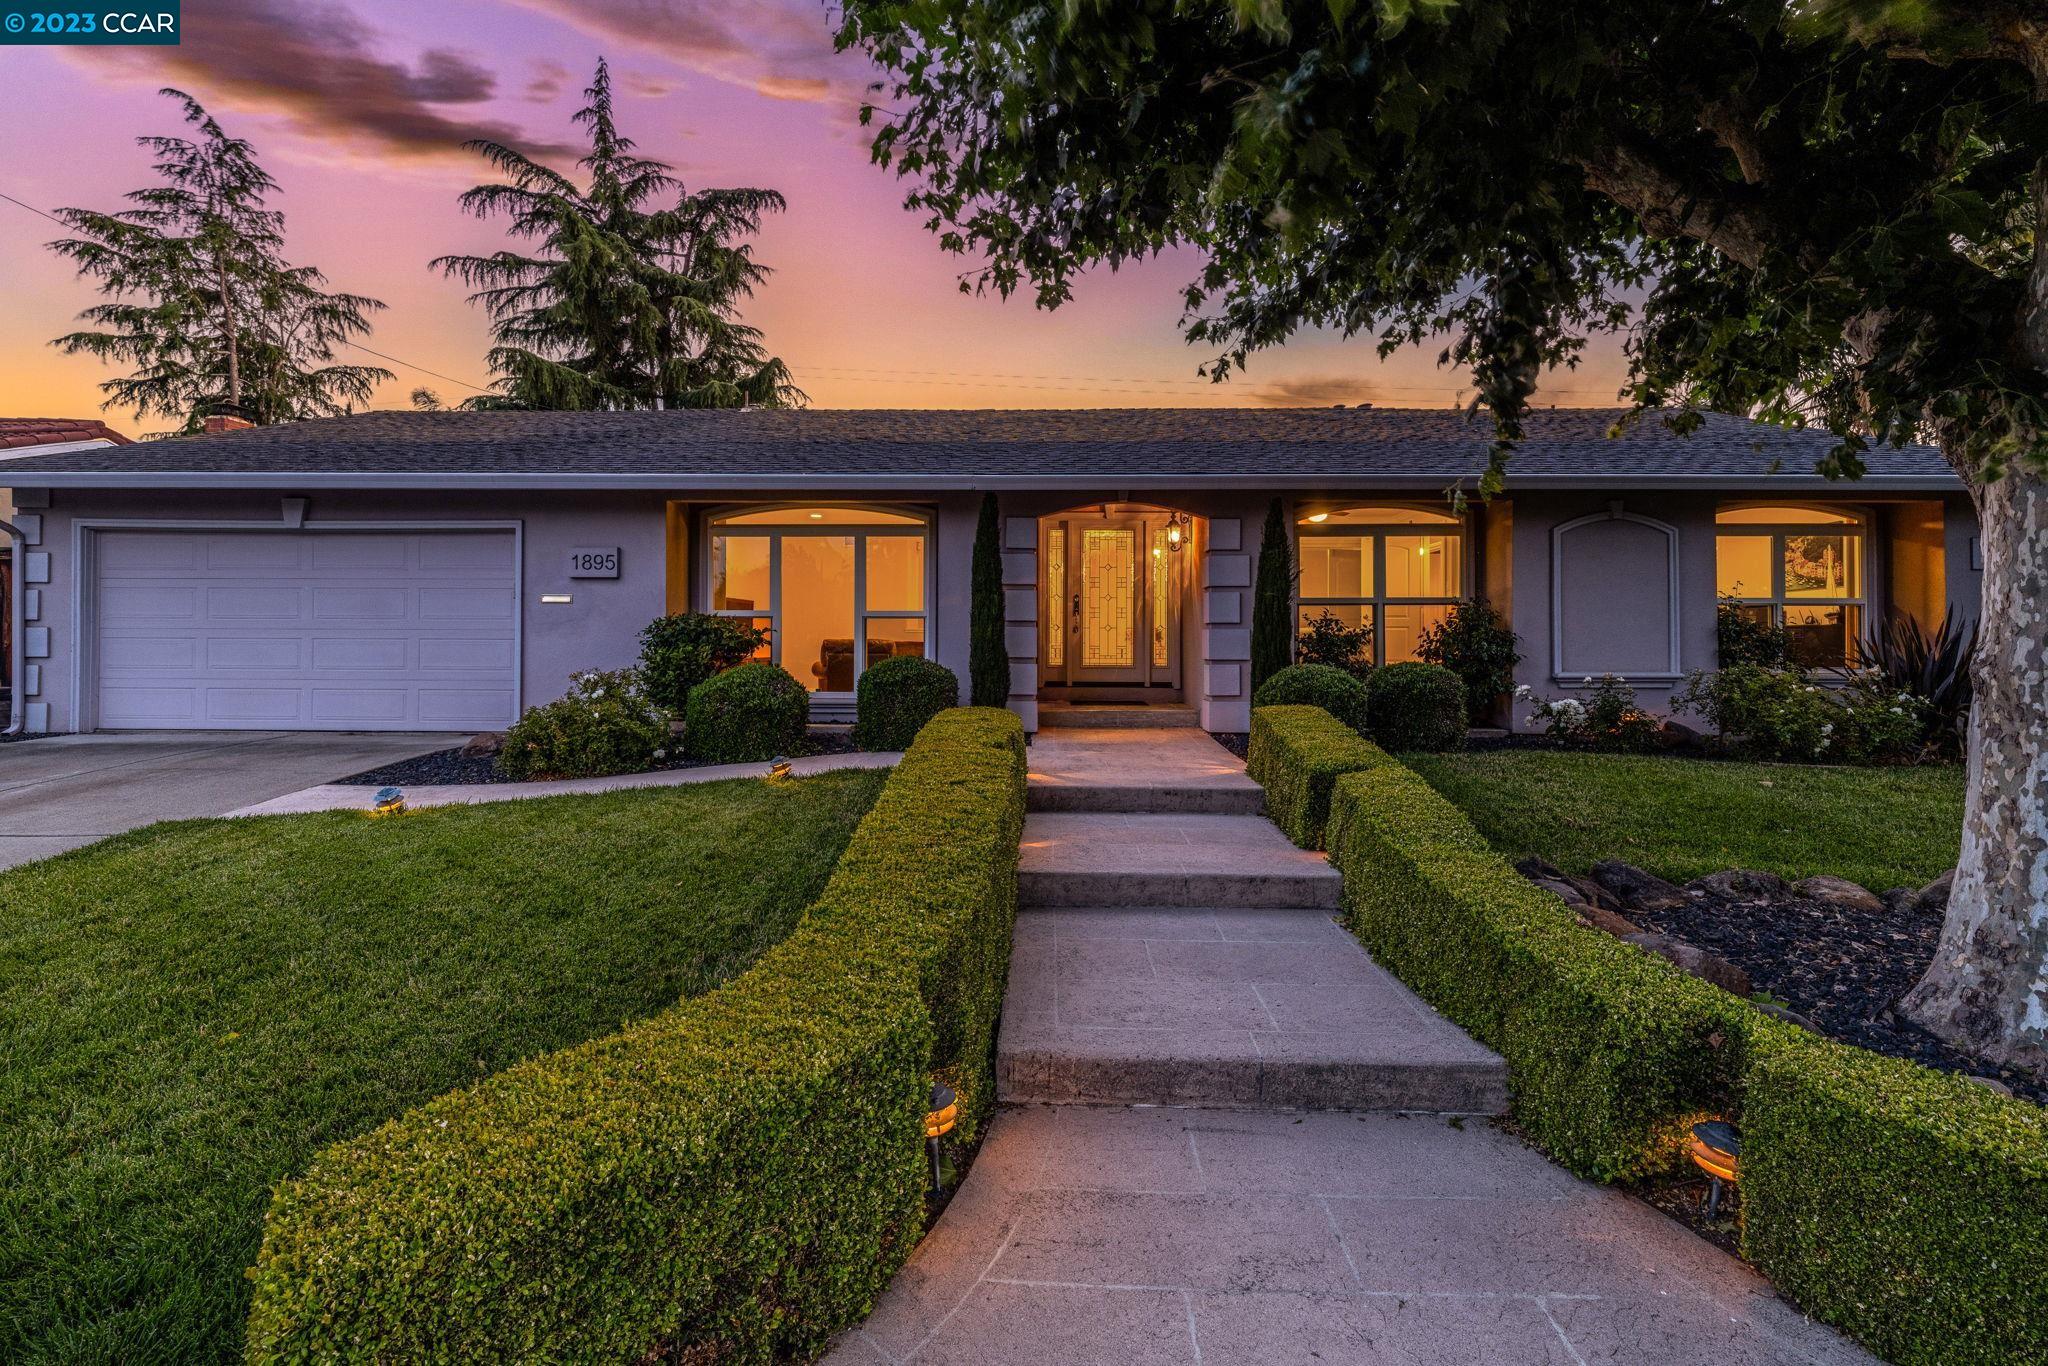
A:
[1027, 782, 1265, 815]
[1039, 703, 1200, 729]
[997, 907, 1509, 1113]
[1018, 812, 1341, 909]
[1026, 727, 1263, 816]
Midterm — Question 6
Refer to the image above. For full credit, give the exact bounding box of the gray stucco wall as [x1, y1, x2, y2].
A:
[13, 481, 1983, 737]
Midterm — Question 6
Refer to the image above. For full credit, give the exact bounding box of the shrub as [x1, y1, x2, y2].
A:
[1856, 608, 1976, 757]
[1716, 596, 1791, 668]
[1416, 598, 1521, 722]
[498, 669, 673, 780]
[638, 613, 767, 712]
[1260, 727, 2048, 1365]
[1365, 661, 1467, 750]
[855, 655, 960, 750]
[246, 709, 1027, 1364]
[684, 662, 808, 763]
[1676, 664, 1927, 764]
[969, 492, 1011, 707]
[1248, 704, 1380, 848]
[1520, 674, 1661, 752]
[1249, 499, 1294, 693]
[1295, 608, 1374, 678]
[1253, 662, 1371, 734]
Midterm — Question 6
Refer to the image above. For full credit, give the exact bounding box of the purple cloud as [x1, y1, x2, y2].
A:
[75, 0, 579, 162]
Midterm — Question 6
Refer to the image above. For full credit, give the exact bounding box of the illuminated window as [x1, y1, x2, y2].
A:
[1295, 505, 1464, 665]
[1715, 505, 1866, 667]
[706, 506, 929, 693]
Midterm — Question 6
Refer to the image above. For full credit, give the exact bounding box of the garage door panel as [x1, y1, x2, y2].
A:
[103, 585, 198, 621]
[420, 689, 516, 724]
[94, 529, 518, 731]
[100, 686, 199, 724]
[420, 637, 515, 671]
[313, 586, 409, 620]
[209, 585, 303, 619]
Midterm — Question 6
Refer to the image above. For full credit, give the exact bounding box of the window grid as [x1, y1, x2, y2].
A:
[1715, 512, 1867, 668]
[1296, 521, 1464, 667]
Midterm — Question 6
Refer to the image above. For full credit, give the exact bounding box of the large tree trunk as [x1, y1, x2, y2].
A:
[1901, 463, 2048, 1077]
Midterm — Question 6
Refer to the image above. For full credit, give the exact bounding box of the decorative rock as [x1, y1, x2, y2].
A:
[1534, 877, 1589, 908]
[1622, 931, 1753, 997]
[1880, 887, 1919, 915]
[1916, 868, 1955, 915]
[1966, 1075, 2013, 1097]
[1588, 860, 1690, 912]
[1655, 719, 1704, 750]
[1515, 856, 1617, 911]
[1753, 1000, 1822, 1033]
[1793, 875, 1884, 915]
[460, 731, 505, 758]
[1688, 869, 1790, 900]
[1577, 905, 1645, 939]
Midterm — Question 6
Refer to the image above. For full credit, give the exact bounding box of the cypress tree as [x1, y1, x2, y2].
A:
[1249, 497, 1294, 694]
[969, 492, 1011, 707]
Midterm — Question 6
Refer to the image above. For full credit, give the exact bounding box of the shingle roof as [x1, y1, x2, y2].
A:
[0, 417, 132, 451]
[0, 407, 1956, 490]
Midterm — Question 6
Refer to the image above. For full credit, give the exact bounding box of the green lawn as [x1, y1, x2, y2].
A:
[1399, 750, 1964, 893]
[0, 769, 885, 1365]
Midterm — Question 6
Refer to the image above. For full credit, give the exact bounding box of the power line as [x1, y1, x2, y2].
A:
[0, 189, 65, 226]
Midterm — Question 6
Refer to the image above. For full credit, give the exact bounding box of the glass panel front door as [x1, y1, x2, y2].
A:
[1079, 525, 1139, 672]
[1045, 515, 1178, 689]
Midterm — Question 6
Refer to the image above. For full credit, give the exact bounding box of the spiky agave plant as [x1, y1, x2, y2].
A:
[1851, 609, 1978, 758]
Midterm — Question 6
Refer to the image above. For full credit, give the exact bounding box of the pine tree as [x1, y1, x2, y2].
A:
[969, 492, 1010, 707]
[436, 60, 801, 411]
[1249, 498, 1294, 695]
[48, 89, 389, 432]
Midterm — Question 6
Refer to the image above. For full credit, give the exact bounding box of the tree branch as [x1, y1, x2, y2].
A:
[1572, 137, 1813, 271]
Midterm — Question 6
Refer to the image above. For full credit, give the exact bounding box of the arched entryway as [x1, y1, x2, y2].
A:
[1038, 502, 1199, 703]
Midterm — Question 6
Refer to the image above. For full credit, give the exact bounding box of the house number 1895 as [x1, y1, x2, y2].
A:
[568, 547, 620, 578]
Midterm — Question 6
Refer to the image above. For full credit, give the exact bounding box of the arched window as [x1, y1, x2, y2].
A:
[1295, 504, 1465, 665]
[1715, 504, 1866, 666]
[704, 505, 930, 694]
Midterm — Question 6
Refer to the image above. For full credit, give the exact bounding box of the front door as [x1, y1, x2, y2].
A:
[1043, 514, 1180, 694]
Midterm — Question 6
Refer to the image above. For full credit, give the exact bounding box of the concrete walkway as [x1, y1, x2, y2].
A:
[230, 749, 901, 817]
[0, 731, 463, 869]
[826, 727, 1873, 1365]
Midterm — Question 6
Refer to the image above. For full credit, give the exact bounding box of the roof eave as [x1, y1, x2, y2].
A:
[2, 469, 1963, 493]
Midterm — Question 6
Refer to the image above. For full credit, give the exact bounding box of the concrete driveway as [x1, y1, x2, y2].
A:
[0, 731, 466, 870]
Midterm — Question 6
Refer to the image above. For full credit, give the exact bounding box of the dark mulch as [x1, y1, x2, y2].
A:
[337, 729, 861, 787]
[1209, 731, 1249, 760]
[0, 730, 47, 744]
[1621, 883, 2046, 1105]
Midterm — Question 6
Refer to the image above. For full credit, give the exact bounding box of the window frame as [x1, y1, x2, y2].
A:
[698, 503, 935, 699]
[1714, 503, 1871, 668]
[1293, 503, 1469, 667]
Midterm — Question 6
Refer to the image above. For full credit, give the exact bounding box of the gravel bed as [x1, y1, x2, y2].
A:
[337, 730, 861, 787]
[1208, 731, 1249, 760]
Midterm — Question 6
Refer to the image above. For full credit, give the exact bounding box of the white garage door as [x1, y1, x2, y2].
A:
[93, 529, 519, 731]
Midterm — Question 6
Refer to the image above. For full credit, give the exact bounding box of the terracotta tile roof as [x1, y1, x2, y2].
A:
[0, 418, 132, 451]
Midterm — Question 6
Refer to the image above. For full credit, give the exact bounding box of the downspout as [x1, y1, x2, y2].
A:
[1, 517, 24, 736]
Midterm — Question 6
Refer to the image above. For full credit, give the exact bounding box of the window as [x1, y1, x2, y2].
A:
[706, 505, 929, 693]
[1715, 505, 1866, 667]
[1295, 505, 1464, 665]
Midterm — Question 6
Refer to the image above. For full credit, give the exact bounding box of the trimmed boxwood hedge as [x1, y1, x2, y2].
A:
[684, 661, 809, 763]
[245, 707, 1026, 1364]
[853, 655, 961, 752]
[1253, 725, 2048, 1365]
[1252, 663, 1370, 734]
[1247, 705, 1380, 848]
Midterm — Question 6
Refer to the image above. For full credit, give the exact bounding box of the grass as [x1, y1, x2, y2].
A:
[0, 769, 886, 1365]
[1398, 750, 1964, 893]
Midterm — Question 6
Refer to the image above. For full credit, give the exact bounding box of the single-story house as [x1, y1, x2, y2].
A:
[1, 417, 132, 733]
[0, 407, 1978, 736]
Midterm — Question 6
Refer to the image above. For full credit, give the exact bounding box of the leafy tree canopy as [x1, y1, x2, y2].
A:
[48, 89, 390, 433]
[437, 59, 803, 411]
[839, 0, 2046, 490]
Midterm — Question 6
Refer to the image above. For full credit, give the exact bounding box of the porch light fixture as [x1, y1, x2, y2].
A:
[767, 757, 793, 781]
[925, 1081, 958, 1193]
[1164, 509, 1190, 552]
[1306, 511, 1330, 523]
[370, 786, 407, 817]
[1689, 1119, 1742, 1219]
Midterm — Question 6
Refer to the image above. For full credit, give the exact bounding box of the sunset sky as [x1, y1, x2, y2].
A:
[0, 0, 1633, 432]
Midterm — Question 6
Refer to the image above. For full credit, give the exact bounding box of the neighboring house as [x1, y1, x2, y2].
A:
[0, 408, 1977, 735]
[0, 418, 131, 731]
